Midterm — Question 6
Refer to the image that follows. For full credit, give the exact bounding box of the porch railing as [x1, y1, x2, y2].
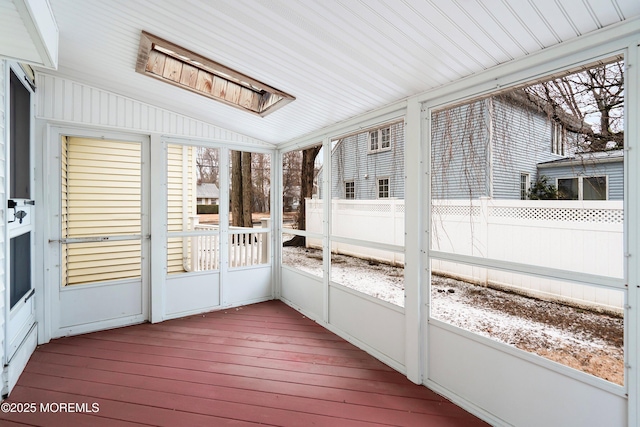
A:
[187, 218, 270, 272]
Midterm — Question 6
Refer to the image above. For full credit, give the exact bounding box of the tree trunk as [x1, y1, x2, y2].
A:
[242, 151, 253, 227]
[231, 151, 242, 227]
[285, 146, 321, 247]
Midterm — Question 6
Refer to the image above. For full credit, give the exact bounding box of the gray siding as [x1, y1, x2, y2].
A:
[490, 95, 567, 199]
[327, 122, 404, 200]
[538, 160, 623, 200]
[431, 100, 490, 199]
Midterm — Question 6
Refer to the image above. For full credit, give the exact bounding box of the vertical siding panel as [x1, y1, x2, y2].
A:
[124, 99, 133, 129]
[63, 79, 73, 121]
[131, 102, 142, 129]
[81, 83, 90, 123]
[36, 75, 269, 145]
[154, 107, 162, 132]
[98, 90, 108, 125]
[140, 105, 149, 130]
[53, 77, 64, 121]
[108, 93, 117, 126]
[90, 88, 100, 125]
[116, 96, 126, 128]
[72, 83, 82, 122]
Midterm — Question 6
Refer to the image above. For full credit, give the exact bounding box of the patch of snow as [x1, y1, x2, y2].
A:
[282, 246, 623, 384]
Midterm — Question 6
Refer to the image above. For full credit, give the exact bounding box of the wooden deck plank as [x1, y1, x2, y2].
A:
[0, 300, 488, 426]
[24, 361, 468, 426]
[40, 336, 390, 373]
[27, 352, 463, 416]
[36, 336, 407, 384]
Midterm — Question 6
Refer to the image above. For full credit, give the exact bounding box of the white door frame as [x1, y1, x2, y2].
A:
[44, 126, 150, 339]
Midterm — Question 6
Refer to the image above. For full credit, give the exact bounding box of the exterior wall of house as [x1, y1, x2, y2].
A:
[326, 122, 404, 199]
[490, 96, 567, 199]
[431, 100, 490, 199]
[538, 160, 624, 200]
[167, 144, 196, 274]
[431, 95, 584, 200]
[0, 59, 6, 376]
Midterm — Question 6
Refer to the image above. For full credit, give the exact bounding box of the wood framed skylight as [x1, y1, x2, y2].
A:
[136, 31, 294, 117]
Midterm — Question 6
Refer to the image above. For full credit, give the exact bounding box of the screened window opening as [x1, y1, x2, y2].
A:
[228, 150, 271, 268]
[327, 122, 405, 306]
[167, 144, 222, 274]
[281, 144, 323, 278]
[430, 55, 625, 384]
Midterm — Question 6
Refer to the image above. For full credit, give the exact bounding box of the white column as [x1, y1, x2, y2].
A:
[626, 40, 640, 427]
[149, 134, 167, 323]
[404, 96, 423, 384]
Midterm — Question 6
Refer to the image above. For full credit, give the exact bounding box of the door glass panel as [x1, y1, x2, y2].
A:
[61, 137, 141, 285]
[10, 70, 30, 199]
[10, 232, 31, 308]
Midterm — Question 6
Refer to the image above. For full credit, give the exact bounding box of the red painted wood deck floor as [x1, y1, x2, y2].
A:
[0, 300, 488, 426]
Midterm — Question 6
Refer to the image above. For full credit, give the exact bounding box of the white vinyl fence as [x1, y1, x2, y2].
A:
[306, 198, 405, 265]
[306, 198, 624, 311]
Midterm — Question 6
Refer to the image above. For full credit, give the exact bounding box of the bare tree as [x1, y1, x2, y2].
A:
[284, 145, 321, 247]
[196, 147, 219, 185]
[523, 58, 624, 151]
[251, 153, 270, 213]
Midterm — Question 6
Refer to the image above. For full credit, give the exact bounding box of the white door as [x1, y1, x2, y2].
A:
[50, 133, 149, 338]
[6, 64, 36, 360]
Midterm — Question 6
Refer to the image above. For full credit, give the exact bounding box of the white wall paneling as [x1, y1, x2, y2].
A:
[164, 272, 221, 319]
[427, 323, 626, 427]
[36, 73, 271, 146]
[280, 267, 323, 322]
[328, 284, 405, 373]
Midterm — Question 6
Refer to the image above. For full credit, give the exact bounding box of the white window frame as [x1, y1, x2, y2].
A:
[369, 126, 392, 153]
[344, 180, 355, 199]
[556, 175, 608, 200]
[377, 177, 390, 199]
[551, 120, 565, 155]
[520, 173, 530, 200]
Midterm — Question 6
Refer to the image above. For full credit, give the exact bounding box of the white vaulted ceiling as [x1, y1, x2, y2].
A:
[41, 0, 640, 144]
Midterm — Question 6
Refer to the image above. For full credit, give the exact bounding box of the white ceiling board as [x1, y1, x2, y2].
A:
[33, 0, 640, 145]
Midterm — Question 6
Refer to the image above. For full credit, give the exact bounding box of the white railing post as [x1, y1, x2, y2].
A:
[261, 218, 270, 264]
[477, 197, 490, 285]
[190, 216, 199, 271]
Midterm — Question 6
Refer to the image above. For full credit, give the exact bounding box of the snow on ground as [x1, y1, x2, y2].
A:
[282, 245, 624, 384]
[282, 246, 404, 306]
